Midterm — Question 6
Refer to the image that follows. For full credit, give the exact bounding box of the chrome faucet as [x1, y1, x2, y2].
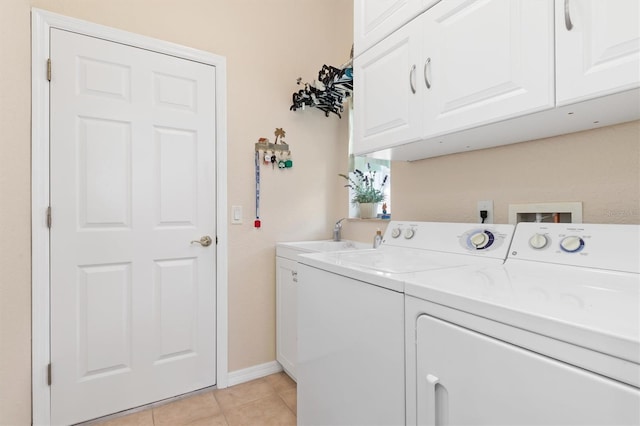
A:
[333, 218, 346, 241]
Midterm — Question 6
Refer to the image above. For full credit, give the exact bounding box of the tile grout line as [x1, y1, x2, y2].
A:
[276, 392, 296, 417]
[211, 390, 232, 426]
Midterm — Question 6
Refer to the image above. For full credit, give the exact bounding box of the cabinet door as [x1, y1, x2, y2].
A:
[556, 0, 640, 105]
[353, 18, 423, 155]
[354, 0, 431, 56]
[421, 0, 554, 139]
[276, 257, 297, 380]
[415, 315, 640, 425]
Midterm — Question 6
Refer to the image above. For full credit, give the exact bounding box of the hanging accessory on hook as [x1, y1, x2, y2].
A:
[290, 47, 353, 118]
[285, 151, 293, 169]
[254, 150, 261, 228]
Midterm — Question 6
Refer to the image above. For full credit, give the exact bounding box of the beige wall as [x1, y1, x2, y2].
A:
[0, 1, 352, 424]
[342, 120, 640, 242]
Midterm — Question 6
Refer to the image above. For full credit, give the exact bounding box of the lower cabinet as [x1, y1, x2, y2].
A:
[276, 256, 297, 380]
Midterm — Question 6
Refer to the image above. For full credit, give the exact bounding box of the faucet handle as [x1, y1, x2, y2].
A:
[333, 218, 346, 241]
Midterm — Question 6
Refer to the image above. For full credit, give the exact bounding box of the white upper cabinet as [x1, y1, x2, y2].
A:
[354, 0, 440, 56]
[421, 0, 554, 139]
[556, 0, 640, 106]
[353, 18, 423, 154]
[352, 0, 639, 159]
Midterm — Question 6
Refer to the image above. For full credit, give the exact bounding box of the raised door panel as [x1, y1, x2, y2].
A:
[276, 257, 297, 380]
[353, 18, 423, 155]
[416, 315, 640, 425]
[354, 0, 431, 56]
[421, 0, 554, 139]
[556, 0, 640, 105]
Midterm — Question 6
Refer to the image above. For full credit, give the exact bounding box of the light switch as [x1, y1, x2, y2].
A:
[231, 205, 243, 224]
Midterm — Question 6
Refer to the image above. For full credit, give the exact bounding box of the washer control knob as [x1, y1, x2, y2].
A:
[529, 233, 549, 249]
[391, 228, 402, 238]
[469, 231, 494, 249]
[404, 228, 415, 239]
[470, 232, 488, 248]
[560, 236, 584, 253]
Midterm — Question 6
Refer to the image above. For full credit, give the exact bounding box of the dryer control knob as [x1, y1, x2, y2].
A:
[391, 228, 402, 238]
[560, 236, 584, 253]
[469, 231, 491, 249]
[404, 228, 415, 239]
[529, 234, 549, 249]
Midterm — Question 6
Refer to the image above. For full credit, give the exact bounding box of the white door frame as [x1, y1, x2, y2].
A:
[31, 9, 228, 425]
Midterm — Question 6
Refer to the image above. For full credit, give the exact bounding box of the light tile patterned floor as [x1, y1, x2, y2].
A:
[91, 372, 297, 426]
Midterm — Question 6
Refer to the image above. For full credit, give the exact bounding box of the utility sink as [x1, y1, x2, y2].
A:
[276, 240, 370, 261]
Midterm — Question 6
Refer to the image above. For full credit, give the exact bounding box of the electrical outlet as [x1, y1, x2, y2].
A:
[477, 200, 494, 224]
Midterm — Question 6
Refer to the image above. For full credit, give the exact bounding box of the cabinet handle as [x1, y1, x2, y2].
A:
[409, 64, 417, 94]
[564, 0, 573, 31]
[424, 57, 432, 89]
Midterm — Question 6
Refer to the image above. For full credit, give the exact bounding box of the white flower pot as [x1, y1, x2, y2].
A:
[358, 202, 378, 219]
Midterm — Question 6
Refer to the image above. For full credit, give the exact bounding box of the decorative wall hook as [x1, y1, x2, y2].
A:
[255, 128, 293, 170]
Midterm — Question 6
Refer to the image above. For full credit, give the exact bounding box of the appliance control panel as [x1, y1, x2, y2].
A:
[383, 221, 515, 259]
[508, 223, 640, 273]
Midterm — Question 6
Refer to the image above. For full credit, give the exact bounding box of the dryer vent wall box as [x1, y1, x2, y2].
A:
[509, 202, 582, 224]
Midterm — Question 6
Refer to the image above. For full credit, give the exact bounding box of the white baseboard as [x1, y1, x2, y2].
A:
[227, 361, 283, 387]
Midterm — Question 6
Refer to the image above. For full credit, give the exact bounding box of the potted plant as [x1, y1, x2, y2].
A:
[339, 164, 388, 219]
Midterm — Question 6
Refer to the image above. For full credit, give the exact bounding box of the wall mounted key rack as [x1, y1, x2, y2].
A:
[254, 128, 293, 170]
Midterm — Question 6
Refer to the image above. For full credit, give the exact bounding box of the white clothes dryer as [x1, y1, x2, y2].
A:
[404, 222, 640, 425]
[296, 221, 515, 426]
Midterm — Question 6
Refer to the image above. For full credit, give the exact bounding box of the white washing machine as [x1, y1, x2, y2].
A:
[405, 222, 640, 425]
[296, 221, 515, 426]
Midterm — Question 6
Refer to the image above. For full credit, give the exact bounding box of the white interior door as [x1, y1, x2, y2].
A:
[50, 28, 217, 425]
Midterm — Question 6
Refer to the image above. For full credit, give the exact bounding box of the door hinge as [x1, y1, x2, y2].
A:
[47, 363, 52, 386]
[47, 58, 51, 82]
[216, 236, 218, 245]
[46, 206, 52, 229]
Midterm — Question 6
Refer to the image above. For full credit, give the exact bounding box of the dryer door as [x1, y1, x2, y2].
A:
[415, 315, 640, 425]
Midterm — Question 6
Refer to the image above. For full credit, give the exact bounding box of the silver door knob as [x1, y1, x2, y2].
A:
[191, 236, 213, 247]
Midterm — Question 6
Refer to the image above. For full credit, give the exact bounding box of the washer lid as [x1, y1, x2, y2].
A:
[298, 246, 507, 292]
[404, 262, 640, 367]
